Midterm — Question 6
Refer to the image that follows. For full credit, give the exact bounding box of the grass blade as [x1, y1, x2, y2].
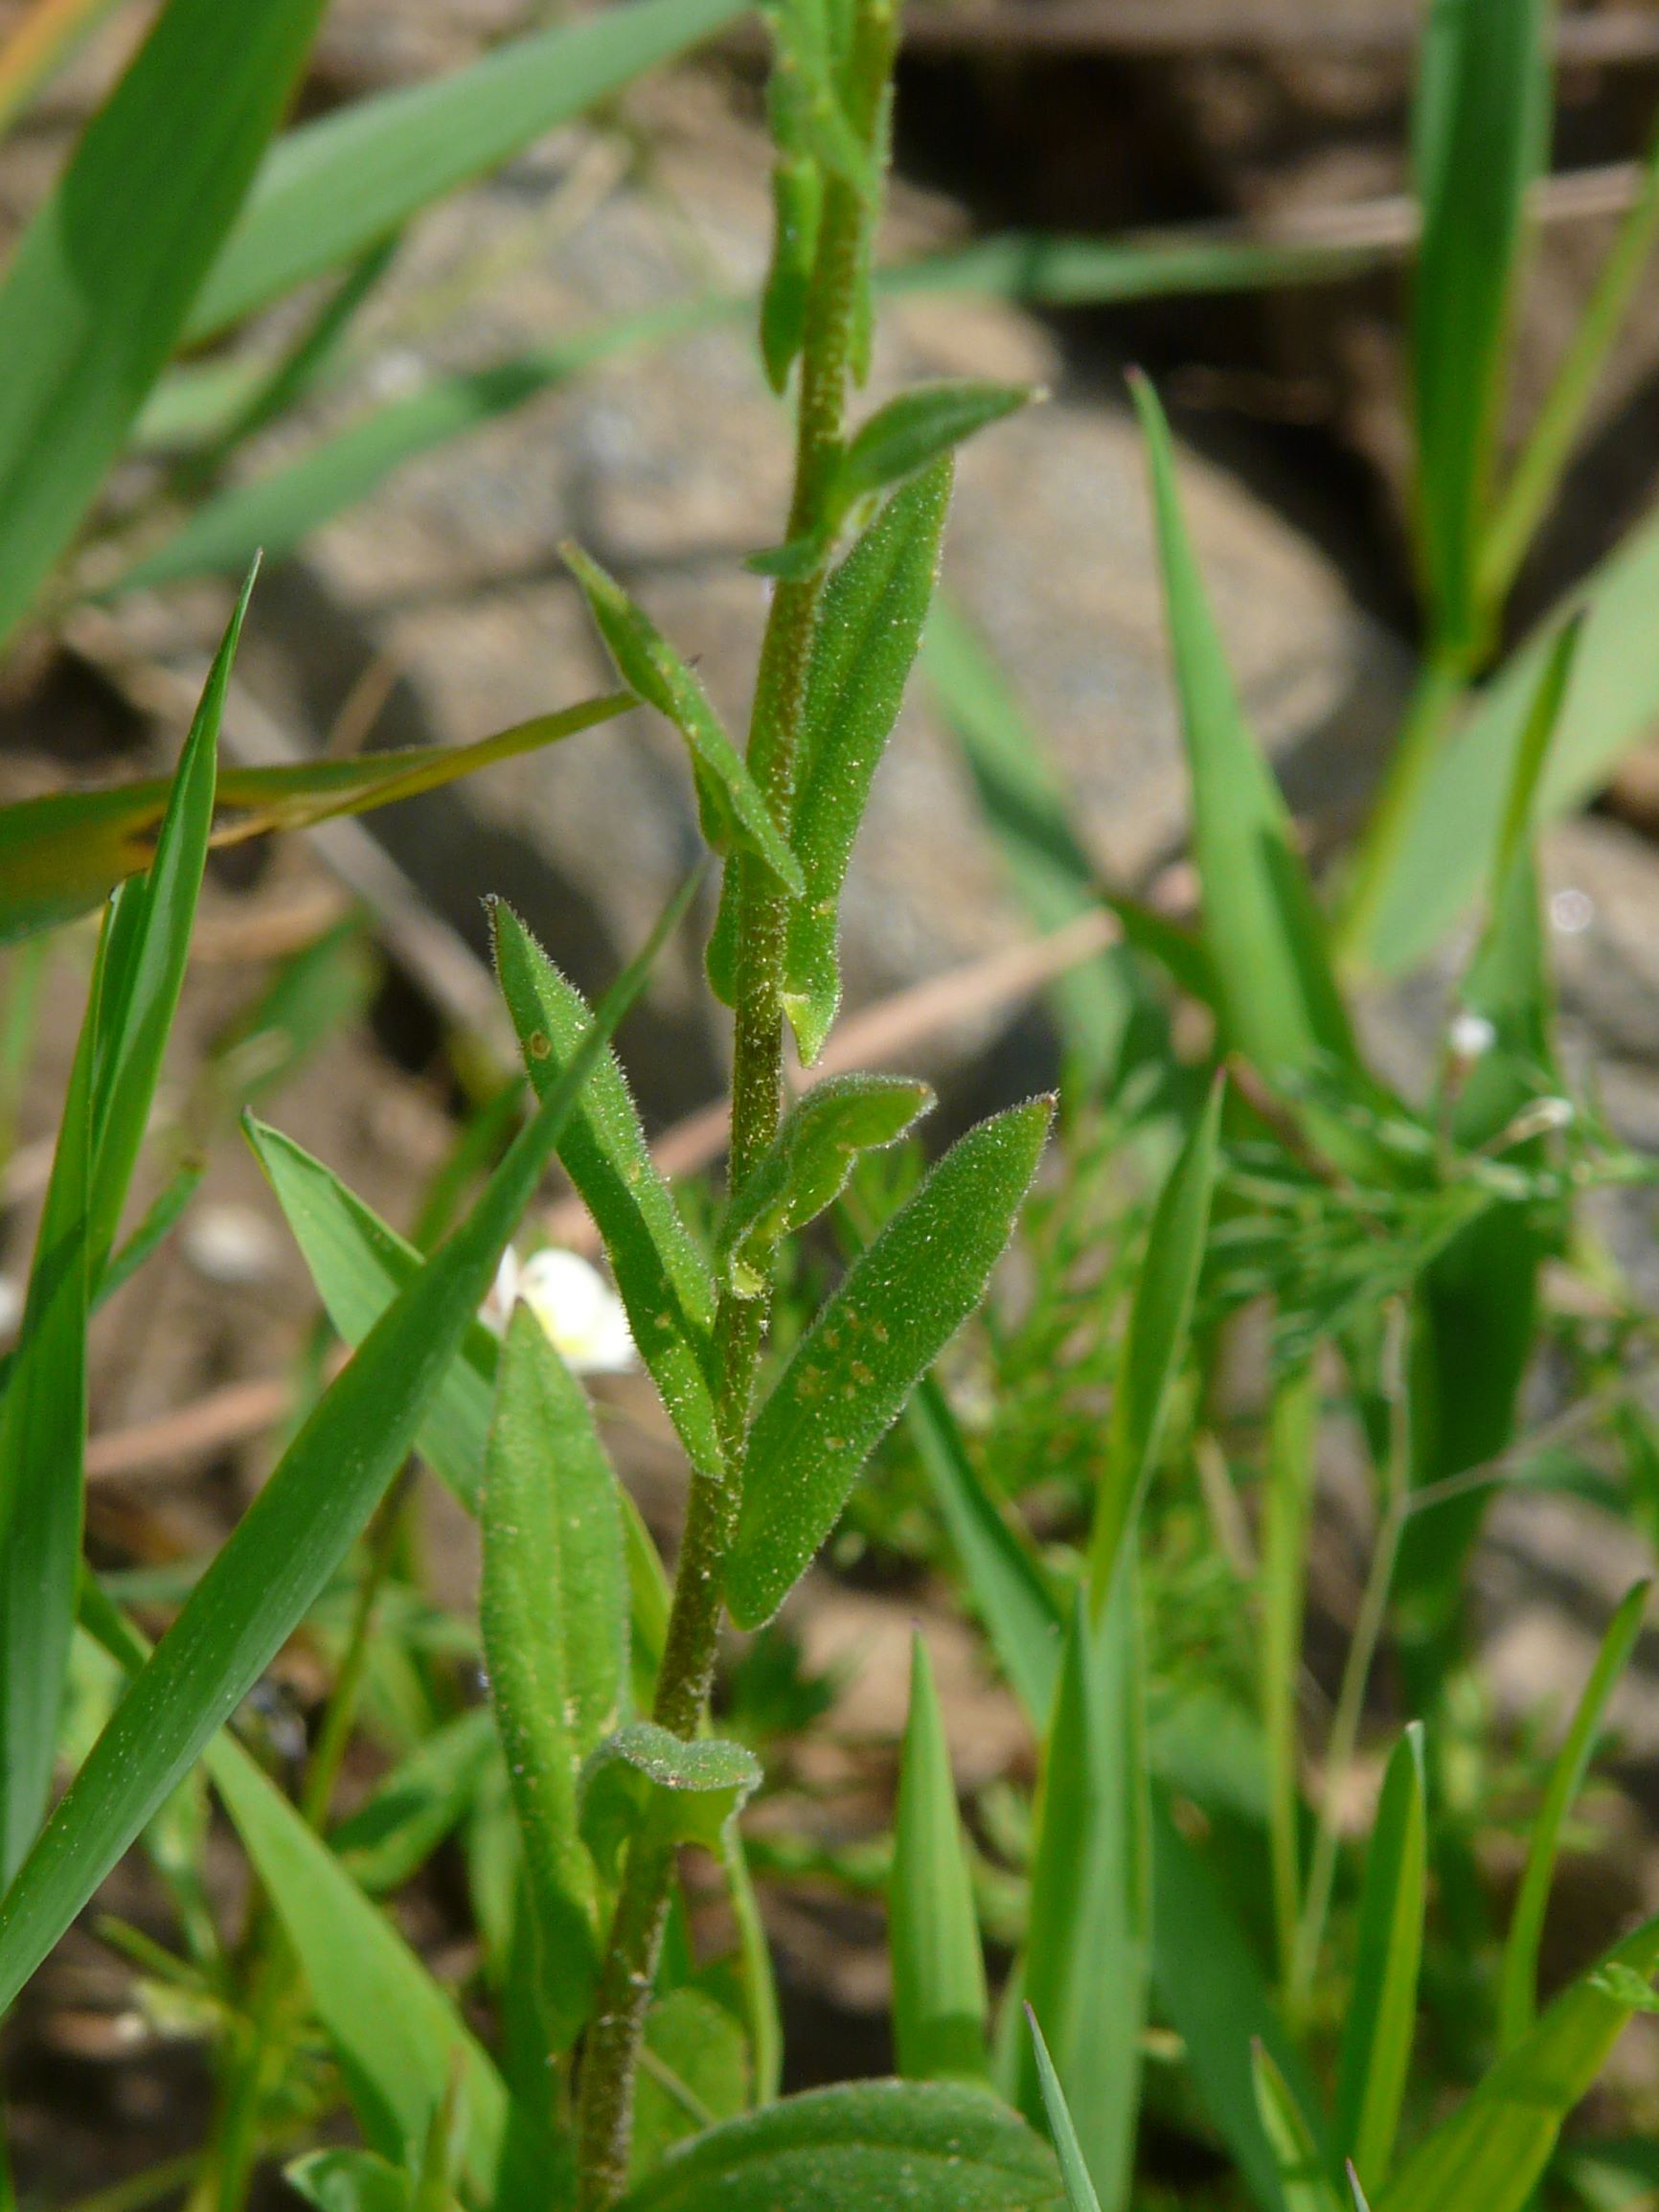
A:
[1129, 374, 1354, 1087]
[491, 902, 722, 1480]
[906, 1377, 1064, 1728]
[482, 1306, 627, 2047]
[0, 0, 326, 649]
[1017, 1582, 1148, 2212]
[1411, 0, 1553, 652]
[1333, 1727, 1427, 2193]
[726, 1097, 1053, 1630]
[1377, 1911, 1659, 2212]
[80, 1582, 547, 2202]
[1025, 2007, 1102, 2212]
[113, 308, 714, 597]
[0, 693, 629, 947]
[187, 0, 743, 342]
[1497, 1580, 1650, 2051]
[1254, 2044, 1345, 2212]
[1087, 1080, 1221, 1604]
[890, 1632, 990, 2085]
[0, 874, 695, 2017]
[920, 595, 1141, 1085]
[0, 962, 93, 1881]
[1261, 1366, 1315, 1994]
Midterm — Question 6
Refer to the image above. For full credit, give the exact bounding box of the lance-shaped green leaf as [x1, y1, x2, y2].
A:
[1376, 1911, 1659, 2212]
[838, 380, 1034, 510]
[1087, 1080, 1221, 1606]
[0, 691, 628, 947]
[1151, 1790, 1318, 2212]
[891, 1633, 989, 2085]
[185, 0, 745, 341]
[0, 876, 693, 2017]
[761, 0, 875, 196]
[80, 1585, 547, 2206]
[0, 0, 327, 651]
[760, 156, 823, 393]
[1411, 0, 1553, 651]
[727, 1096, 1052, 1629]
[580, 1722, 761, 1881]
[1016, 1581, 1147, 2212]
[330, 1707, 498, 1896]
[632, 1988, 751, 2180]
[114, 308, 712, 597]
[1026, 2009, 1102, 2212]
[718, 1073, 934, 1295]
[491, 901, 722, 1479]
[0, 960, 93, 1883]
[85, 572, 249, 1278]
[1497, 1580, 1650, 2053]
[1334, 1727, 1427, 2196]
[1129, 375, 1354, 1086]
[483, 1305, 627, 2047]
[612, 2079, 1064, 2212]
[561, 542, 803, 895]
[1254, 2045, 1345, 2212]
[743, 460, 949, 1057]
[907, 1377, 1064, 1727]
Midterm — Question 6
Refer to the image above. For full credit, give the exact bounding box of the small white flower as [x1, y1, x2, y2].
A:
[485, 1245, 636, 1374]
[1550, 888, 1594, 935]
[181, 1204, 284, 1287]
[1448, 1010, 1497, 1061]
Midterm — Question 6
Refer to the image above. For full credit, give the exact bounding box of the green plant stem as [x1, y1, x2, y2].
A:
[1261, 1366, 1314, 2001]
[1288, 1334, 1410, 2023]
[1336, 648, 1468, 969]
[1478, 124, 1659, 616]
[570, 148, 879, 2212]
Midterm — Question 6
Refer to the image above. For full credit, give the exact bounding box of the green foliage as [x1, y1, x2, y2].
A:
[727, 1097, 1053, 1628]
[890, 1633, 990, 2083]
[579, 1725, 761, 1878]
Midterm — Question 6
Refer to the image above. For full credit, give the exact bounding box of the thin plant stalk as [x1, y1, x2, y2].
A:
[1261, 1366, 1315, 1997]
[1288, 1310, 1411, 2021]
[570, 6, 897, 2199]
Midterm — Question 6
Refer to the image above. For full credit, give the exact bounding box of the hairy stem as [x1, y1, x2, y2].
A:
[570, 138, 882, 2212]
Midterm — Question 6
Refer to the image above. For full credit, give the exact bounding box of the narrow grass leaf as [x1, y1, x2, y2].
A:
[186, 0, 745, 341]
[1254, 2044, 1346, 2212]
[718, 1073, 933, 1295]
[1334, 1726, 1427, 2193]
[1087, 1079, 1221, 1604]
[1377, 1911, 1659, 2212]
[113, 309, 712, 596]
[920, 595, 1140, 1083]
[1411, 0, 1553, 650]
[1261, 1365, 1314, 1990]
[0, 876, 694, 2016]
[906, 1376, 1064, 1727]
[491, 901, 721, 1477]
[838, 380, 1034, 508]
[727, 1096, 1052, 1629]
[0, 964, 93, 1881]
[1017, 1580, 1148, 2212]
[1129, 375, 1354, 1084]
[482, 1306, 626, 2046]
[562, 542, 803, 895]
[1025, 2008, 1102, 2212]
[0, 694, 629, 947]
[764, 462, 950, 1058]
[330, 1707, 498, 1895]
[612, 2080, 1064, 2212]
[85, 571, 252, 1277]
[891, 1633, 990, 2084]
[0, 0, 326, 650]
[1498, 1580, 1650, 2051]
[1358, 509, 1659, 973]
[579, 1723, 760, 1880]
[80, 1583, 545, 2204]
[1151, 1789, 1317, 2212]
